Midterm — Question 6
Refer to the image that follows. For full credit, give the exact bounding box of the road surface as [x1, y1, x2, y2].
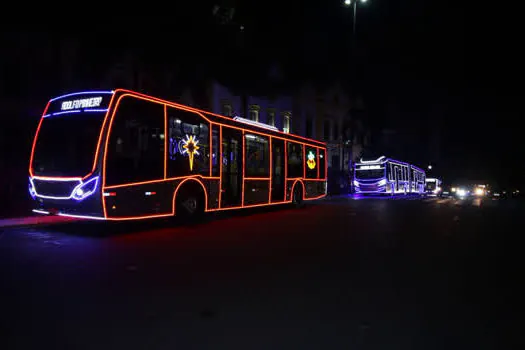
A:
[0, 196, 520, 349]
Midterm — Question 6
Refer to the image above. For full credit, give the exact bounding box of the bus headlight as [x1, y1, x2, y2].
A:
[353, 180, 359, 187]
[72, 176, 99, 201]
[475, 188, 485, 196]
[28, 178, 36, 199]
[378, 179, 387, 186]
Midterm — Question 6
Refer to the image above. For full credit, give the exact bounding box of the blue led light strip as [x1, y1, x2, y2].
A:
[53, 110, 81, 116]
[85, 109, 109, 113]
[43, 108, 109, 118]
[50, 90, 114, 102]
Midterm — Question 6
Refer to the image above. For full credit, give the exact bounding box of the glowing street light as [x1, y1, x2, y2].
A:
[428, 165, 432, 170]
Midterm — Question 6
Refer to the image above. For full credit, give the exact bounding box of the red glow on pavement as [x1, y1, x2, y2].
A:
[0, 214, 77, 228]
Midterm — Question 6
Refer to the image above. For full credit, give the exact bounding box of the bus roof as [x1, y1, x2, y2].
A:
[101, 89, 326, 148]
[356, 156, 425, 173]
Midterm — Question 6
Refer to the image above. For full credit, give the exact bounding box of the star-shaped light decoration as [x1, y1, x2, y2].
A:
[181, 134, 200, 171]
[307, 150, 316, 170]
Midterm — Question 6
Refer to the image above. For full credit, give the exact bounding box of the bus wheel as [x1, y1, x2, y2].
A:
[292, 185, 304, 208]
[176, 186, 204, 220]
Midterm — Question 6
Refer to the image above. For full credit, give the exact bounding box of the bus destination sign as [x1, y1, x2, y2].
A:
[46, 91, 114, 115]
[61, 97, 103, 110]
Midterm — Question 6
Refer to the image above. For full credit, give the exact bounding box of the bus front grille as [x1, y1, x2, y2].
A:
[32, 179, 80, 198]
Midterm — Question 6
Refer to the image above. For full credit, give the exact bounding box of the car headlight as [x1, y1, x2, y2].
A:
[378, 179, 387, 186]
[457, 189, 466, 197]
[72, 176, 99, 201]
[354, 180, 359, 187]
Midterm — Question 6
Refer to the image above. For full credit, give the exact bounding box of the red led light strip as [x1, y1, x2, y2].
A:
[30, 89, 327, 221]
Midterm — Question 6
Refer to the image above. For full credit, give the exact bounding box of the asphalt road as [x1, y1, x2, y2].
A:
[0, 196, 521, 350]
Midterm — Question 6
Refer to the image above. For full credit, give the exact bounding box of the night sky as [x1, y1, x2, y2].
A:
[1, 0, 522, 188]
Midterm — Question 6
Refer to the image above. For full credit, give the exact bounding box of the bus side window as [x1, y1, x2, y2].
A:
[305, 147, 317, 179]
[287, 142, 303, 178]
[245, 134, 269, 177]
[167, 107, 210, 177]
[319, 148, 326, 179]
[105, 96, 164, 186]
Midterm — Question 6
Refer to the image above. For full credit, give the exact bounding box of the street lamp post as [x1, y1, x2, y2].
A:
[344, 0, 368, 193]
[344, 0, 367, 36]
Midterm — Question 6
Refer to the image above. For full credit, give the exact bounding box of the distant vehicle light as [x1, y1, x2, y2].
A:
[457, 189, 467, 197]
[451, 187, 457, 192]
[475, 188, 485, 196]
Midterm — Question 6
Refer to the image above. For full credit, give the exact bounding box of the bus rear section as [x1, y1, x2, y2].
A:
[100, 92, 327, 220]
[29, 91, 114, 219]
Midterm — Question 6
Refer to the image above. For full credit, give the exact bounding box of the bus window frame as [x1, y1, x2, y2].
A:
[97, 90, 327, 219]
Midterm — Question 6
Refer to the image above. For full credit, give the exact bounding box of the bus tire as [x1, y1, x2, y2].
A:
[175, 184, 204, 220]
[292, 184, 304, 208]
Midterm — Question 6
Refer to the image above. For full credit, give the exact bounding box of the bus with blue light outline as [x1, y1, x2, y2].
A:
[353, 156, 426, 195]
[425, 177, 442, 196]
[29, 89, 327, 221]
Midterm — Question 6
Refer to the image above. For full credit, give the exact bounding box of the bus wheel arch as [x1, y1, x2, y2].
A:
[173, 178, 207, 217]
[291, 180, 305, 207]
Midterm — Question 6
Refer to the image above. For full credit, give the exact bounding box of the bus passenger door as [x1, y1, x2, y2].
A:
[221, 127, 243, 208]
[271, 138, 285, 202]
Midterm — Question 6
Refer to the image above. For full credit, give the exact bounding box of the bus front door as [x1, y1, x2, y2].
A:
[221, 127, 243, 208]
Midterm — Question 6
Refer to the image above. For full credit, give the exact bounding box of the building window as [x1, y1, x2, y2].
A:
[222, 104, 232, 117]
[323, 119, 331, 140]
[283, 113, 291, 133]
[306, 117, 313, 138]
[248, 105, 259, 121]
[267, 110, 275, 126]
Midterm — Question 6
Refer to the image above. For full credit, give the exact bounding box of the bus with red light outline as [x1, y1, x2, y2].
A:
[29, 89, 327, 221]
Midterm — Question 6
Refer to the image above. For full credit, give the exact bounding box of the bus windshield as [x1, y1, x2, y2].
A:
[425, 182, 437, 191]
[32, 112, 106, 177]
[355, 168, 385, 179]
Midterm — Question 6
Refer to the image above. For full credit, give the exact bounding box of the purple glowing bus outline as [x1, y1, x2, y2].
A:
[353, 156, 426, 195]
